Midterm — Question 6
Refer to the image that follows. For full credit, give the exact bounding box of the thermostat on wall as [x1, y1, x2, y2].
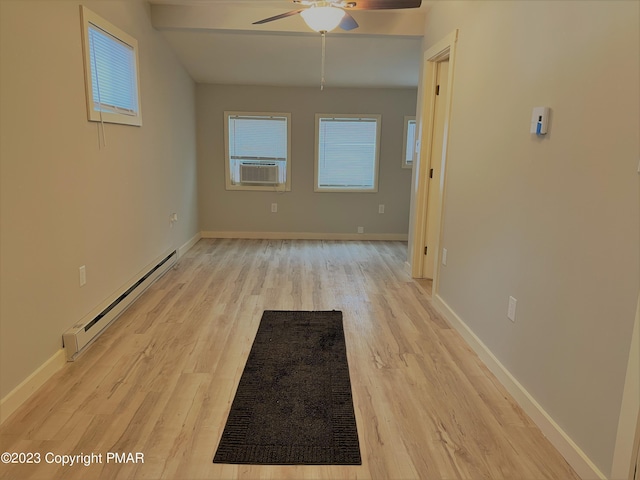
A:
[530, 107, 550, 135]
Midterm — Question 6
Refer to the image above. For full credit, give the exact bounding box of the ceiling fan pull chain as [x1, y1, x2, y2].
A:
[321, 31, 326, 90]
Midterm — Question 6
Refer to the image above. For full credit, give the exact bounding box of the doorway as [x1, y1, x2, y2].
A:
[409, 29, 458, 294]
[422, 59, 449, 278]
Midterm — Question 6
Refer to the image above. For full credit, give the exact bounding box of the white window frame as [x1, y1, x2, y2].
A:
[80, 6, 142, 127]
[314, 114, 382, 193]
[402, 116, 416, 169]
[224, 111, 292, 192]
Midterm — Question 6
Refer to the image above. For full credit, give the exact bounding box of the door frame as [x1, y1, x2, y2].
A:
[611, 293, 640, 479]
[633, 412, 640, 480]
[422, 60, 448, 279]
[409, 29, 458, 295]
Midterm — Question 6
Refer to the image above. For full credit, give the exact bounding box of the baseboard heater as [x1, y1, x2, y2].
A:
[63, 250, 177, 361]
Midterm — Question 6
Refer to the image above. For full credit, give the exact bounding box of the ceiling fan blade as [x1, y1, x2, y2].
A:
[253, 9, 304, 25]
[339, 12, 359, 31]
[344, 0, 422, 10]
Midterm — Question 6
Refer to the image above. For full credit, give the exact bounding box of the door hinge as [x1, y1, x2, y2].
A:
[424, 246, 428, 255]
[436, 85, 440, 95]
[430, 168, 434, 178]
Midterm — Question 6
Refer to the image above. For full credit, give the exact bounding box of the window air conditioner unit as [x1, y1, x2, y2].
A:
[240, 162, 279, 184]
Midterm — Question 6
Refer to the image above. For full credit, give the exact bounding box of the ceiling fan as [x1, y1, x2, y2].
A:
[253, 0, 423, 33]
[253, 0, 422, 90]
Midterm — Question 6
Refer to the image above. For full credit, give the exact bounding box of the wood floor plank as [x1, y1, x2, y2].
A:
[0, 240, 580, 479]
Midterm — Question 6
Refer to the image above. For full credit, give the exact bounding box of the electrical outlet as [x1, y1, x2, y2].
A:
[442, 248, 448, 266]
[357, 226, 364, 234]
[271, 203, 278, 213]
[378, 204, 385, 214]
[79, 265, 87, 286]
[507, 296, 517, 322]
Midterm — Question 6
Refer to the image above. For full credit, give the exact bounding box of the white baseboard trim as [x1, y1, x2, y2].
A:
[201, 231, 408, 241]
[432, 293, 607, 480]
[178, 232, 201, 258]
[0, 349, 66, 424]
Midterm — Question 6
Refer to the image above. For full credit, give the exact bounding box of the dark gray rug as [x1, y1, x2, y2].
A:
[213, 310, 362, 465]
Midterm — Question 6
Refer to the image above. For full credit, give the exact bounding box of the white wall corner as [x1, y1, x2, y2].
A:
[0, 349, 66, 424]
[178, 232, 201, 258]
[432, 294, 608, 480]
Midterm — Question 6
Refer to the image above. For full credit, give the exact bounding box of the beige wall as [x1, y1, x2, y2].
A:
[197, 84, 416, 236]
[419, 0, 639, 475]
[0, 0, 198, 399]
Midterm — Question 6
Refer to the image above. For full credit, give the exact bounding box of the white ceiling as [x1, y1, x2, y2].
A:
[148, 0, 428, 88]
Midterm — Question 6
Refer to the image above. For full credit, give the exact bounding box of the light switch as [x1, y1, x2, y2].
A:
[507, 296, 517, 322]
[79, 265, 87, 286]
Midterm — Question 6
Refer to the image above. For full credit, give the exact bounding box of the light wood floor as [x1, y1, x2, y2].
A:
[0, 239, 580, 480]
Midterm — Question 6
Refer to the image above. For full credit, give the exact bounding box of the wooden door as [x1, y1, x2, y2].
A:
[422, 60, 449, 278]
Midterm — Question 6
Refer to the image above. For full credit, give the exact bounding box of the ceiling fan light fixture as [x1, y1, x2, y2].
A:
[300, 6, 345, 32]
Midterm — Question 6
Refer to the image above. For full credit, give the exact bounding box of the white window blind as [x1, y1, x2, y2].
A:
[224, 112, 291, 190]
[88, 25, 138, 116]
[228, 115, 288, 162]
[405, 119, 416, 165]
[316, 116, 380, 191]
[80, 6, 141, 127]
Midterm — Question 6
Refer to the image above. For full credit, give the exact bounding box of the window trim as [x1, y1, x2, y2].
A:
[314, 113, 382, 193]
[402, 116, 416, 169]
[223, 111, 292, 192]
[80, 6, 142, 127]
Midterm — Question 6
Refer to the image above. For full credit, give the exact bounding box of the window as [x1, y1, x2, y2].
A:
[80, 6, 142, 126]
[402, 116, 416, 168]
[224, 112, 291, 191]
[314, 114, 381, 192]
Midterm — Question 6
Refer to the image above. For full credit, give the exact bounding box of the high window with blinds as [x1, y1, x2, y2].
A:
[314, 114, 381, 192]
[80, 6, 142, 126]
[224, 112, 291, 191]
[403, 116, 416, 168]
